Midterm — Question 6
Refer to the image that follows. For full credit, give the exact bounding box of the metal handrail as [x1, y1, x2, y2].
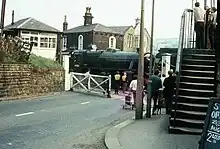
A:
[173, 9, 194, 127]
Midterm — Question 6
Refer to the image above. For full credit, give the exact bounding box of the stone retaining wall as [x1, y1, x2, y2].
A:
[0, 64, 64, 98]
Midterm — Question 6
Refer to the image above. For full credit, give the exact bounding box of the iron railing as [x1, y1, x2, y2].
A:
[174, 9, 195, 127]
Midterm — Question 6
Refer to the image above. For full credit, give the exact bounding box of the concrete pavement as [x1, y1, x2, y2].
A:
[105, 110, 201, 149]
[0, 92, 133, 149]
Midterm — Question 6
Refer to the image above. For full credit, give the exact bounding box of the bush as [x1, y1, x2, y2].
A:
[29, 54, 63, 69]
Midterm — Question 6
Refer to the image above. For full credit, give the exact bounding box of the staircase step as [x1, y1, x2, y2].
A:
[180, 82, 215, 90]
[178, 88, 215, 97]
[168, 126, 202, 135]
[181, 64, 215, 71]
[183, 48, 215, 55]
[181, 70, 215, 78]
[174, 102, 208, 112]
[182, 59, 216, 66]
[171, 110, 206, 120]
[178, 95, 210, 104]
[170, 117, 204, 129]
[180, 76, 215, 84]
[183, 54, 215, 60]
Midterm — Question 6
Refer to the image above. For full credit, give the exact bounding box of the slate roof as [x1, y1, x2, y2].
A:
[64, 23, 132, 35]
[108, 26, 132, 34]
[4, 17, 60, 33]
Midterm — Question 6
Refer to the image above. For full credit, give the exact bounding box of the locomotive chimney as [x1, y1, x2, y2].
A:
[11, 10, 14, 25]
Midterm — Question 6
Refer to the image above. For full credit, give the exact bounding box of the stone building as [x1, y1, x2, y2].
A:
[64, 7, 150, 52]
[3, 11, 61, 60]
[133, 18, 151, 53]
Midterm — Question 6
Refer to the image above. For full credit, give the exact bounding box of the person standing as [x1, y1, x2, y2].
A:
[151, 69, 162, 115]
[121, 72, 128, 93]
[209, 7, 217, 49]
[114, 71, 120, 94]
[129, 75, 137, 108]
[163, 70, 175, 114]
[193, 2, 205, 49]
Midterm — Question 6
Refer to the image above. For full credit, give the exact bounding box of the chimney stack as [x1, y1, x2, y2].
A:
[83, 7, 93, 26]
[11, 10, 14, 25]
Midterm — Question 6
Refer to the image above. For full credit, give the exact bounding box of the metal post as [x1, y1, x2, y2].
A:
[0, 0, 6, 36]
[146, 0, 155, 118]
[135, 0, 145, 120]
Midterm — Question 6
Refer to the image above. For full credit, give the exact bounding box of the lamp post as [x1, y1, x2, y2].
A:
[0, 0, 6, 36]
[135, 0, 145, 120]
[146, 0, 155, 118]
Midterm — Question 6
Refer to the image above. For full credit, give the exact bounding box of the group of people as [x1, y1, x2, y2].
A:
[114, 69, 176, 115]
[194, 2, 217, 49]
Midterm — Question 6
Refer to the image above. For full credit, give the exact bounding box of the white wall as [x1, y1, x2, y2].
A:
[133, 23, 151, 53]
[20, 30, 58, 60]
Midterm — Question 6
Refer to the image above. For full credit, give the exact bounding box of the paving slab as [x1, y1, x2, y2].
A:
[118, 114, 201, 149]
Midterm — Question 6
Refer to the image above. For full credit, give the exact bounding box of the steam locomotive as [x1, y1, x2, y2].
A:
[69, 48, 154, 75]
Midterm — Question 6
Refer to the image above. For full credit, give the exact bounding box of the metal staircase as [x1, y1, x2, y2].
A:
[168, 9, 217, 135]
[169, 48, 216, 134]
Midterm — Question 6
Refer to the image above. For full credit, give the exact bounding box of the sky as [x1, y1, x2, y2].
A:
[3, 0, 206, 39]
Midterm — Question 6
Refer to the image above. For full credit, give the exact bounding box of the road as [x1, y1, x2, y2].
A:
[0, 92, 133, 149]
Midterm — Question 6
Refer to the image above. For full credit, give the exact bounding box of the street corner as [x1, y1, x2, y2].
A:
[104, 119, 134, 149]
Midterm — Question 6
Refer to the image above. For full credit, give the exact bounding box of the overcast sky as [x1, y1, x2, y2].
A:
[3, 0, 206, 39]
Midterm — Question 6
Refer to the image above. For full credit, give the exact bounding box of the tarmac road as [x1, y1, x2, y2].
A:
[0, 92, 133, 149]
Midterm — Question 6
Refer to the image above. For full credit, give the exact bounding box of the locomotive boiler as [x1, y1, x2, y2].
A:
[69, 48, 153, 75]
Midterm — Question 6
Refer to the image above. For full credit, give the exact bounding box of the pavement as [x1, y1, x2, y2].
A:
[105, 109, 201, 149]
[0, 92, 134, 149]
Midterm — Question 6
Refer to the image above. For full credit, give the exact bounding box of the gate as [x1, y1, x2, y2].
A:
[70, 71, 111, 97]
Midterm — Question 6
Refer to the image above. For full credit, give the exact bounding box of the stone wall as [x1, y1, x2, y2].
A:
[0, 64, 64, 98]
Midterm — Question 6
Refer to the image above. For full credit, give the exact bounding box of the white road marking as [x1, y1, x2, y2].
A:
[7, 143, 12, 146]
[81, 101, 90, 105]
[15, 112, 34, 117]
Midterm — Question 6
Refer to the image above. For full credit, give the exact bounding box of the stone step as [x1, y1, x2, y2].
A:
[182, 53, 215, 60]
[182, 59, 216, 66]
[181, 64, 215, 72]
[168, 126, 202, 135]
[183, 48, 215, 55]
[179, 81, 215, 90]
[171, 110, 206, 120]
[173, 102, 208, 112]
[178, 88, 215, 97]
[177, 95, 210, 105]
[180, 76, 215, 84]
[181, 69, 215, 78]
[169, 117, 204, 129]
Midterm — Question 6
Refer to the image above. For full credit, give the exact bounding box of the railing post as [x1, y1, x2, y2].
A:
[108, 74, 111, 94]
[70, 72, 73, 91]
[88, 71, 91, 92]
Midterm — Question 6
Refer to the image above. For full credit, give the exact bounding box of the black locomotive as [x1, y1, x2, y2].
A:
[69, 48, 153, 75]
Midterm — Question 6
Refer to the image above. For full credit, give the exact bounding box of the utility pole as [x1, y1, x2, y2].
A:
[146, 0, 155, 118]
[135, 0, 145, 120]
[0, 0, 6, 36]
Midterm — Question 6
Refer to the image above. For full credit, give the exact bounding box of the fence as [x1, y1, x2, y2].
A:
[70, 71, 111, 97]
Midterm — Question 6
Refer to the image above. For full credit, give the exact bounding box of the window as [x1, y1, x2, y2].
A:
[21, 36, 30, 42]
[78, 35, 83, 50]
[30, 36, 38, 47]
[109, 36, 116, 48]
[63, 36, 67, 49]
[22, 31, 29, 34]
[40, 37, 56, 48]
[134, 36, 139, 48]
[127, 34, 133, 48]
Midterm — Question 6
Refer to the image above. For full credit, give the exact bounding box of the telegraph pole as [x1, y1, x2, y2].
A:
[135, 0, 145, 120]
[146, 0, 155, 118]
[0, 0, 6, 36]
